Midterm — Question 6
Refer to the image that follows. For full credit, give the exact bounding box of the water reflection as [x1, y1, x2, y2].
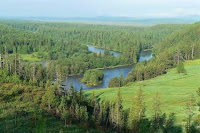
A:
[88, 46, 121, 57]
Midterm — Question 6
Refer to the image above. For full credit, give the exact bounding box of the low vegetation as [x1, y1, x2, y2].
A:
[177, 61, 186, 73]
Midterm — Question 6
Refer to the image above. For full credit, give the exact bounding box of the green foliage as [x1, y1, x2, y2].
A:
[177, 61, 186, 73]
[86, 59, 200, 125]
[108, 77, 121, 88]
[0, 20, 188, 77]
[108, 74, 124, 88]
[0, 19, 199, 133]
[82, 70, 104, 86]
[114, 89, 123, 130]
[42, 81, 56, 110]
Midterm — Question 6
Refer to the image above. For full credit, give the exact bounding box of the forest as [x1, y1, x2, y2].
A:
[0, 19, 199, 133]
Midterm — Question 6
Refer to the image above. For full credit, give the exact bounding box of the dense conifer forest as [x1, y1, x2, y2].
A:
[0, 20, 199, 132]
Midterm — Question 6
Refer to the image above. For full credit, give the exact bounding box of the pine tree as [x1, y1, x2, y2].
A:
[114, 88, 123, 131]
[32, 62, 36, 84]
[80, 106, 88, 124]
[134, 86, 145, 132]
[58, 95, 66, 114]
[98, 102, 105, 126]
[43, 81, 56, 111]
[119, 74, 124, 87]
[61, 108, 69, 125]
[185, 94, 196, 133]
[153, 92, 162, 131]
[69, 81, 74, 99]
[127, 99, 135, 131]
[135, 86, 145, 121]
[55, 65, 63, 88]
[90, 91, 96, 107]
[79, 85, 83, 103]
[75, 104, 80, 121]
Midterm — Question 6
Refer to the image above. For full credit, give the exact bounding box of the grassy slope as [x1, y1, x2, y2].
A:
[85, 59, 200, 124]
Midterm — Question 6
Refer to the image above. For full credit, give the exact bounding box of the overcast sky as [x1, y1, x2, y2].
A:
[1, 0, 200, 18]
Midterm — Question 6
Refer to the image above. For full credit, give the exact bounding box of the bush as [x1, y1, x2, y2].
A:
[177, 61, 186, 73]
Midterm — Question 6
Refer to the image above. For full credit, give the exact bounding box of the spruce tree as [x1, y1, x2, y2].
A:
[119, 74, 124, 87]
[90, 91, 96, 107]
[58, 95, 65, 114]
[185, 94, 196, 133]
[135, 86, 145, 132]
[69, 81, 74, 99]
[114, 88, 123, 131]
[135, 86, 145, 121]
[127, 99, 135, 131]
[177, 61, 186, 73]
[153, 92, 162, 131]
[75, 104, 80, 121]
[61, 109, 69, 125]
[43, 81, 56, 111]
[98, 102, 105, 126]
[79, 85, 83, 102]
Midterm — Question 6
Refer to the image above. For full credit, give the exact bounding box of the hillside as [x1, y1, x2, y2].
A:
[85, 59, 200, 124]
[0, 83, 107, 133]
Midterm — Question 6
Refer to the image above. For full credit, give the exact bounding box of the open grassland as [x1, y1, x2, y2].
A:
[85, 59, 200, 124]
[20, 53, 41, 62]
[19, 52, 48, 62]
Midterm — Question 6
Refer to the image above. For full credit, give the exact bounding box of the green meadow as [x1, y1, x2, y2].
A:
[20, 53, 41, 62]
[16, 52, 47, 62]
[85, 59, 200, 124]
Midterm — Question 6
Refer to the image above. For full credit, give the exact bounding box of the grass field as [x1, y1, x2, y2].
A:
[19, 52, 48, 62]
[85, 59, 200, 124]
[20, 53, 41, 62]
[10, 53, 42, 62]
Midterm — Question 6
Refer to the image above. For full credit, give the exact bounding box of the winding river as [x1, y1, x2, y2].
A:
[62, 46, 152, 90]
[88, 46, 121, 57]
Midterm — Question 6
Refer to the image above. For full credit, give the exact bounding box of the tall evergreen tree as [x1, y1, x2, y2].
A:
[152, 92, 162, 131]
[90, 91, 96, 107]
[134, 86, 146, 132]
[114, 88, 123, 131]
[79, 85, 83, 103]
[69, 81, 74, 99]
[119, 74, 124, 87]
[58, 95, 66, 114]
[135, 86, 145, 121]
[127, 99, 135, 131]
[61, 108, 69, 125]
[185, 94, 196, 133]
[43, 81, 56, 111]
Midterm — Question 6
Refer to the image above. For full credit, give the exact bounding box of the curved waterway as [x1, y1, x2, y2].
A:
[63, 46, 152, 90]
[88, 46, 121, 57]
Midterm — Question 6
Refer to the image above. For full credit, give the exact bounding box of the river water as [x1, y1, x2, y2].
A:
[62, 46, 152, 90]
[88, 46, 121, 57]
